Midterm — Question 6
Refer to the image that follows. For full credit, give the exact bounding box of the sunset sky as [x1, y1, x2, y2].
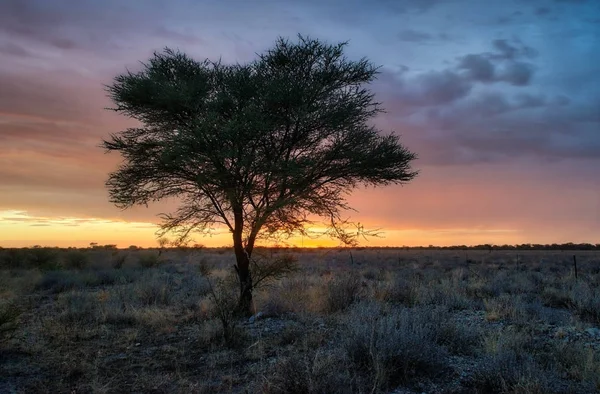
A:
[0, 0, 599, 248]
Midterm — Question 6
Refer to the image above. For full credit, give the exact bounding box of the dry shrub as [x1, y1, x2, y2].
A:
[341, 301, 448, 392]
[264, 348, 352, 394]
[137, 252, 161, 268]
[470, 350, 549, 393]
[324, 273, 363, 313]
[261, 276, 310, 316]
[62, 250, 90, 269]
[0, 299, 21, 343]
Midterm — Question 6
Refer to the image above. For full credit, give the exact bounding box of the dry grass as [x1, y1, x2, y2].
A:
[0, 247, 599, 393]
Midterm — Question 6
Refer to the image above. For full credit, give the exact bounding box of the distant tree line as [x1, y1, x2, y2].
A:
[0, 242, 598, 251]
[396, 243, 600, 251]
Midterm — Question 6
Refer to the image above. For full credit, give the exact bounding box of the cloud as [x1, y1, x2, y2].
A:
[386, 90, 600, 165]
[459, 54, 496, 82]
[499, 61, 534, 86]
[397, 29, 433, 42]
[491, 39, 538, 60]
[456, 40, 536, 86]
[535, 7, 552, 16]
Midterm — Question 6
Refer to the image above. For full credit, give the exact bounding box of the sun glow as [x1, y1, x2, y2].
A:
[0, 210, 526, 248]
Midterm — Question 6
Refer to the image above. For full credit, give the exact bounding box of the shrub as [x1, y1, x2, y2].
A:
[0, 300, 21, 343]
[0, 249, 29, 269]
[138, 252, 160, 268]
[58, 291, 101, 325]
[111, 252, 127, 269]
[28, 247, 61, 270]
[201, 268, 244, 347]
[135, 272, 173, 306]
[341, 302, 448, 391]
[470, 350, 549, 393]
[35, 270, 81, 293]
[375, 276, 416, 306]
[324, 273, 362, 313]
[264, 348, 352, 394]
[436, 319, 482, 356]
[62, 250, 90, 269]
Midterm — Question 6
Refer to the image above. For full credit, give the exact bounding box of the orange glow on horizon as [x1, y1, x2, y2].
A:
[0, 209, 550, 249]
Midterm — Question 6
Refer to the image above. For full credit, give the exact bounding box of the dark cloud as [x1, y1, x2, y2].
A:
[381, 88, 600, 165]
[379, 0, 442, 14]
[492, 39, 538, 60]
[496, 11, 524, 25]
[382, 69, 473, 107]
[499, 61, 534, 86]
[535, 7, 552, 15]
[459, 54, 496, 82]
[455, 40, 536, 86]
[514, 93, 547, 108]
[397, 29, 433, 42]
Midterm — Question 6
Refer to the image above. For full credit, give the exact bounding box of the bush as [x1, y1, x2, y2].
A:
[201, 268, 244, 347]
[324, 273, 362, 313]
[135, 272, 173, 306]
[35, 270, 81, 293]
[138, 252, 160, 268]
[0, 300, 21, 343]
[264, 349, 352, 394]
[341, 302, 448, 392]
[470, 350, 549, 393]
[111, 252, 127, 269]
[28, 247, 61, 270]
[62, 250, 90, 269]
[58, 291, 101, 325]
[0, 249, 28, 269]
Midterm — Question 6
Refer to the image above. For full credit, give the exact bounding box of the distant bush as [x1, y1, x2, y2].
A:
[28, 247, 61, 270]
[0, 249, 29, 269]
[35, 270, 81, 293]
[138, 252, 160, 268]
[111, 252, 127, 269]
[62, 250, 90, 269]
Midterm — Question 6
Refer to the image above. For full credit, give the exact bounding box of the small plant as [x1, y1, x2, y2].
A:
[0, 300, 21, 343]
[199, 264, 244, 347]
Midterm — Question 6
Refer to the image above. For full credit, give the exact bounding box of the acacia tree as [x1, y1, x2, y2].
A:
[103, 35, 418, 314]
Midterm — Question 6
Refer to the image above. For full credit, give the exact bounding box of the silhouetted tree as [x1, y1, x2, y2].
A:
[103, 35, 418, 315]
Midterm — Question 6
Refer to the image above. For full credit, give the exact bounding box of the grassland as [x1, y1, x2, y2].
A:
[1, 247, 599, 393]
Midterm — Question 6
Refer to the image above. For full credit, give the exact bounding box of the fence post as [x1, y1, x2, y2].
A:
[573, 255, 578, 280]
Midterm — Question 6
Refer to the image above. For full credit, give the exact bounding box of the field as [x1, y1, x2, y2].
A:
[1, 247, 599, 393]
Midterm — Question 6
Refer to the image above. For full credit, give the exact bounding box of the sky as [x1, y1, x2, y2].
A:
[0, 0, 599, 248]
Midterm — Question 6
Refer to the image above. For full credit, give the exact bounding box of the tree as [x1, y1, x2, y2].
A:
[103, 35, 418, 315]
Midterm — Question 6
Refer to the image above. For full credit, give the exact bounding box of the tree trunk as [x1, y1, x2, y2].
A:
[233, 232, 254, 317]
